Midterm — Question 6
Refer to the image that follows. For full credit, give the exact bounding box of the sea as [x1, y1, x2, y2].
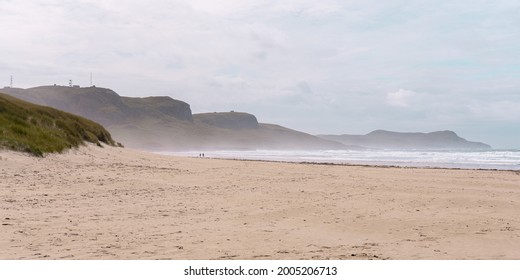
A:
[161, 149, 520, 171]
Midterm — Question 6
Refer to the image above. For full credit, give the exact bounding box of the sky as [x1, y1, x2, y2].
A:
[1, 0, 519, 148]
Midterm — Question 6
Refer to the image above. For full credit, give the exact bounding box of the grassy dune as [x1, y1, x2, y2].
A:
[0, 93, 119, 156]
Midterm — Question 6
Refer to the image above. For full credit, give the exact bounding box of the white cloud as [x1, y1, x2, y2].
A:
[386, 89, 416, 107]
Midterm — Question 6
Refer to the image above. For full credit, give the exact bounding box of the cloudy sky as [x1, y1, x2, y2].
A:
[2, 0, 519, 148]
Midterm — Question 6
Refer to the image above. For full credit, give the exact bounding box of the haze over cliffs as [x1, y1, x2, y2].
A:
[2, 86, 491, 151]
[319, 130, 492, 150]
[1, 86, 343, 151]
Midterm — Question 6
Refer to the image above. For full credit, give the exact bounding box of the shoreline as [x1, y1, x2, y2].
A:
[164, 154, 520, 173]
[157, 148, 520, 172]
[2, 145, 520, 259]
[211, 157, 520, 173]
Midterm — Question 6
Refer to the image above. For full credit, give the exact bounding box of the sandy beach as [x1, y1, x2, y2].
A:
[1, 145, 520, 260]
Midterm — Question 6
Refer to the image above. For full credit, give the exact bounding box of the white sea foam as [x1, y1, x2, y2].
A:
[161, 149, 520, 170]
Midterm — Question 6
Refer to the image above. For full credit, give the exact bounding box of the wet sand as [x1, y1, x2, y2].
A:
[1, 145, 520, 259]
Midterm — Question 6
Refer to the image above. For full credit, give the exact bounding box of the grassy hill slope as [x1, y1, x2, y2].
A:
[0, 93, 119, 156]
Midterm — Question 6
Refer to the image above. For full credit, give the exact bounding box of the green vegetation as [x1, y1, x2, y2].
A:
[0, 93, 120, 156]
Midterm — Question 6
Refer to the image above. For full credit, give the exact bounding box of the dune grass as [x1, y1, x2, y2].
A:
[0, 92, 120, 156]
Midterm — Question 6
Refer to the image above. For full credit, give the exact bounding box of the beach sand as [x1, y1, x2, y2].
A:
[1, 145, 519, 260]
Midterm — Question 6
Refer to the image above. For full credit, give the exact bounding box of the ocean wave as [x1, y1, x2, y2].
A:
[161, 149, 520, 170]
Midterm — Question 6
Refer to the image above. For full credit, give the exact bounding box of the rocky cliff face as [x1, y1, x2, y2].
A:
[193, 112, 259, 130]
[122, 96, 193, 122]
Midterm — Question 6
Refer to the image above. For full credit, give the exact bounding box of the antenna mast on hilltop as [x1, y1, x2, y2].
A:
[10, 75, 13, 88]
[90, 72, 93, 87]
